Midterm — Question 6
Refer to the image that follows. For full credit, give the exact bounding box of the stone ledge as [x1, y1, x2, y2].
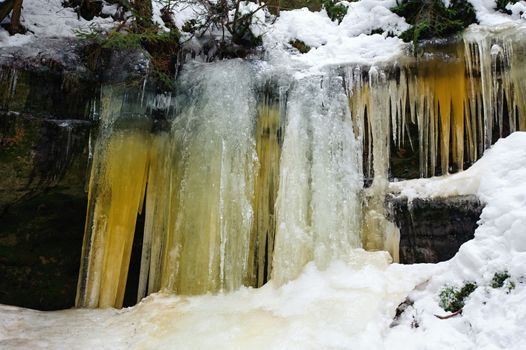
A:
[386, 194, 484, 264]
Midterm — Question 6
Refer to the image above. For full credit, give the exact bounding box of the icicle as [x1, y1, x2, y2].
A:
[360, 66, 394, 254]
[76, 129, 151, 308]
[9, 68, 17, 98]
[137, 133, 170, 302]
[77, 85, 154, 308]
[508, 36, 526, 131]
[77, 27, 526, 309]
[247, 98, 282, 287]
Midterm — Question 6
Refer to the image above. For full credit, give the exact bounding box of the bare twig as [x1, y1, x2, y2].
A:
[434, 309, 463, 319]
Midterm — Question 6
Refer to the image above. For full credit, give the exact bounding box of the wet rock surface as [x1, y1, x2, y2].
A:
[387, 194, 484, 264]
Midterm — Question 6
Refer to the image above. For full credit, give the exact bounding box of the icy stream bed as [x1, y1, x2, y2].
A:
[0, 252, 433, 350]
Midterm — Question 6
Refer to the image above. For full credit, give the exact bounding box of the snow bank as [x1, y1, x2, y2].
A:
[263, 0, 526, 73]
[2, 0, 525, 70]
[390, 132, 526, 202]
[469, 0, 526, 26]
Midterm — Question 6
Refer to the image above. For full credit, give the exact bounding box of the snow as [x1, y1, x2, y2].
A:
[170, 2, 206, 29]
[261, 0, 526, 72]
[509, 1, 526, 18]
[469, 0, 526, 25]
[263, 1, 410, 70]
[0, 0, 115, 47]
[2, 132, 526, 349]
[389, 132, 526, 202]
[0, 252, 435, 349]
[340, 0, 410, 36]
[236, 1, 267, 37]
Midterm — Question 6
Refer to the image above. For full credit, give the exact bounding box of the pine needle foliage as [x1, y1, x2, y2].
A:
[438, 281, 477, 312]
[392, 0, 477, 49]
[322, 0, 349, 23]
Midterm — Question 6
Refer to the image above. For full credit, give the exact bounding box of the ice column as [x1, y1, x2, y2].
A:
[272, 74, 363, 284]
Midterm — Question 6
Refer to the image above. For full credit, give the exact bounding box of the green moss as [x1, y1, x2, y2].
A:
[392, 0, 477, 50]
[290, 39, 311, 53]
[438, 281, 477, 312]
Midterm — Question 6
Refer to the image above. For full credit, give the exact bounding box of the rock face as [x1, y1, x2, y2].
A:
[0, 41, 94, 310]
[0, 38, 149, 310]
[387, 194, 484, 264]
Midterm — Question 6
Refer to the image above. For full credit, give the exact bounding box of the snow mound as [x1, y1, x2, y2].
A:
[387, 132, 526, 349]
[2, 0, 525, 70]
[263, 0, 409, 69]
[0, 251, 434, 349]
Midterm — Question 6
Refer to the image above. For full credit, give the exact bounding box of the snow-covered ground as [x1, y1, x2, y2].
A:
[469, 0, 526, 25]
[263, 0, 526, 71]
[1, 132, 525, 349]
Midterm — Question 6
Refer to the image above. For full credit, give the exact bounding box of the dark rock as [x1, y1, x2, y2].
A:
[0, 38, 98, 120]
[0, 111, 91, 214]
[0, 191, 87, 310]
[98, 48, 150, 84]
[387, 194, 484, 263]
[63, 0, 104, 21]
[389, 122, 420, 180]
[0, 111, 90, 310]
